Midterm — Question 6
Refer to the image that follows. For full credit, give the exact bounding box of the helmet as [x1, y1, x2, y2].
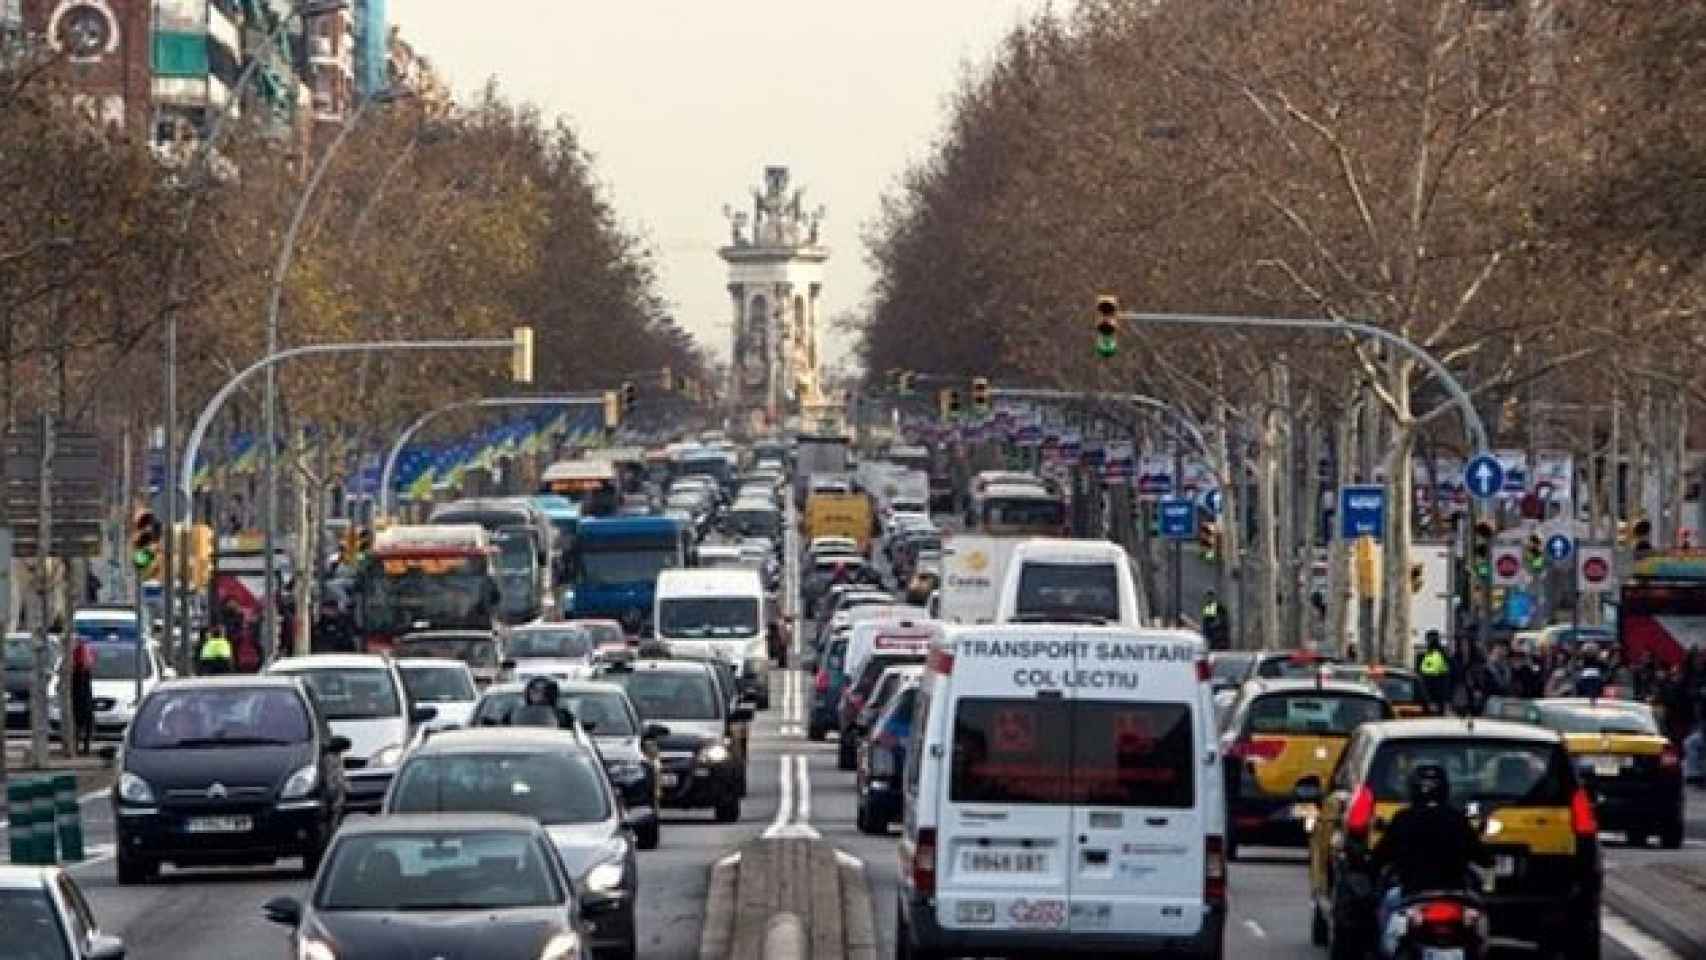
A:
[523, 676, 560, 707]
[1408, 763, 1451, 807]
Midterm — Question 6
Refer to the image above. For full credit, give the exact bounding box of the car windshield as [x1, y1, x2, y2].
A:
[72, 621, 138, 645]
[397, 637, 500, 669]
[1014, 562, 1119, 623]
[1368, 739, 1573, 807]
[286, 668, 401, 720]
[563, 690, 637, 736]
[577, 548, 679, 585]
[87, 642, 151, 681]
[2, 637, 37, 669]
[398, 665, 477, 703]
[0, 887, 71, 960]
[317, 831, 562, 911]
[608, 671, 720, 721]
[510, 629, 594, 659]
[358, 557, 493, 633]
[132, 688, 311, 748]
[1245, 692, 1387, 736]
[569, 622, 626, 647]
[658, 597, 759, 637]
[1537, 703, 1659, 736]
[390, 751, 610, 823]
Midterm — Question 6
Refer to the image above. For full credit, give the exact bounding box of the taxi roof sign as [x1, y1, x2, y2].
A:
[372, 524, 491, 554]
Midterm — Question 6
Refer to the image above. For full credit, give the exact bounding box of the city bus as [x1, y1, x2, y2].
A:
[352, 525, 502, 652]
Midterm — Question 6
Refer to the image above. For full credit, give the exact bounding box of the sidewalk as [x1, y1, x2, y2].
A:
[1604, 860, 1706, 959]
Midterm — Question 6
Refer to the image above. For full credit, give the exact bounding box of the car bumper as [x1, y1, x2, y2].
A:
[116, 802, 330, 864]
[656, 755, 739, 809]
[1593, 785, 1684, 831]
[901, 893, 1225, 958]
[580, 889, 637, 953]
[344, 769, 395, 813]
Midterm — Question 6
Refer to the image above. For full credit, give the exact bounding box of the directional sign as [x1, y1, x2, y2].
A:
[1464, 454, 1504, 500]
[1545, 534, 1573, 564]
[1492, 545, 1525, 586]
[1339, 485, 1387, 541]
[1577, 545, 1615, 593]
[1158, 498, 1197, 541]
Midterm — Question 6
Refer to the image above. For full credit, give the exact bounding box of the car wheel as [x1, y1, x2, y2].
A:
[714, 795, 741, 823]
[1660, 819, 1685, 849]
[1326, 887, 1364, 960]
[637, 819, 661, 851]
[116, 851, 156, 886]
[1561, 918, 1601, 960]
[837, 734, 857, 771]
[756, 691, 771, 711]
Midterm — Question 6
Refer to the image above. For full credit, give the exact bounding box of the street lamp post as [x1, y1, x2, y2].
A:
[261, 87, 411, 658]
[377, 395, 607, 518]
[180, 333, 531, 666]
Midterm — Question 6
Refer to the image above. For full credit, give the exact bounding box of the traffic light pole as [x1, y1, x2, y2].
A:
[378, 394, 606, 518]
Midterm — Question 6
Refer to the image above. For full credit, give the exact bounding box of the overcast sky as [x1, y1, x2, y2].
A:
[392, 1, 1049, 370]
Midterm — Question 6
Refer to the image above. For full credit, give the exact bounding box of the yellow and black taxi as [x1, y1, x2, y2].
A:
[1485, 696, 1684, 848]
[1219, 677, 1392, 858]
[1328, 664, 1428, 718]
[1307, 718, 1601, 960]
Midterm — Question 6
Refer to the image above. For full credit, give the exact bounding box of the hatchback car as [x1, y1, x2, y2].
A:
[267, 654, 435, 813]
[855, 674, 920, 835]
[0, 865, 126, 959]
[508, 623, 600, 683]
[394, 629, 507, 688]
[263, 813, 589, 960]
[394, 659, 480, 730]
[383, 728, 639, 957]
[113, 677, 350, 883]
[595, 658, 748, 822]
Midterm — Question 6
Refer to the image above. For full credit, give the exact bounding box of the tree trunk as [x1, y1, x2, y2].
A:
[1383, 358, 1418, 664]
[1669, 399, 1688, 546]
[1327, 405, 1357, 652]
[1255, 382, 1283, 648]
[1213, 405, 1244, 647]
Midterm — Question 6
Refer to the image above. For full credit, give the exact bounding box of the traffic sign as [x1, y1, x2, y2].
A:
[1464, 454, 1504, 500]
[1545, 534, 1573, 564]
[1158, 498, 1197, 541]
[1200, 488, 1223, 517]
[1577, 545, 1615, 592]
[1339, 485, 1387, 541]
[1492, 546, 1524, 586]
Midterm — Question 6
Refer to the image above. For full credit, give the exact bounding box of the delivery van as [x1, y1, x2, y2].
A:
[803, 492, 876, 555]
[897, 626, 1225, 959]
[653, 568, 771, 709]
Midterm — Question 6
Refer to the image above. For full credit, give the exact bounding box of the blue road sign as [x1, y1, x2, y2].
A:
[1339, 485, 1387, 541]
[1158, 498, 1197, 541]
[145, 448, 165, 495]
[1200, 488, 1224, 517]
[1464, 454, 1504, 500]
[1546, 534, 1573, 564]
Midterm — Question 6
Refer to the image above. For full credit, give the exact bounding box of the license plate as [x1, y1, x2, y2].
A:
[955, 900, 995, 924]
[660, 773, 680, 788]
[1422, 949, 1464, 960]
[185, 815, 252, 834]
[1590, 756, 1624, 777]
[961, 850, 1048, 873]
[1494, 854, 1516, 877]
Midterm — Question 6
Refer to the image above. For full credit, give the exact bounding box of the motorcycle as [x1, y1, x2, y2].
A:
[1377, 803, 1497, 960]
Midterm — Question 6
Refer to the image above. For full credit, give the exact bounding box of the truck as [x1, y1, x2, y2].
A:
[803, 492, 876, 556]
[937, 536, 1018, 625]
[793, 433, 851, 508]
[565, 516, 693, 632]
[351, 525, 502, 654]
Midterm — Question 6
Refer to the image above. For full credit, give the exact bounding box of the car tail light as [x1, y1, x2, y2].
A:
[1660, 744, 1682, 773]
[1570, 786, 1598, 837]
[1227, 737, 1286, 762]
[1418, 900, 1463, 926]
[1204, 836, 1226, 906]
[1196, 658, 1212, 682]
[1344, 785, 1376, 839]
[910, 828, 937, 895]
[815, 669, 830, 695]
[927, 647, 954, 675]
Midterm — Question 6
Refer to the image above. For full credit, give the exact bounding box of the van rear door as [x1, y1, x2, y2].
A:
[937, 629, 1076, 935]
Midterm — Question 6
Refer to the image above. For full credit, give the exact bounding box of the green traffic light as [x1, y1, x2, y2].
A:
[132, 548, 155, 570]
[1095, 333, 1118, 358]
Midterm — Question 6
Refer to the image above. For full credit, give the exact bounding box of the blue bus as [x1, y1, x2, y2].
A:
[566, 517, 693, 632]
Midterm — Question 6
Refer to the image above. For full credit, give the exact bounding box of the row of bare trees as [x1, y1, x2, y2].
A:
[861, 1, 1705, 655]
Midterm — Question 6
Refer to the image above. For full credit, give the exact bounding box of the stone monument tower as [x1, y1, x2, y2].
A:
[720, 165, 827, 431]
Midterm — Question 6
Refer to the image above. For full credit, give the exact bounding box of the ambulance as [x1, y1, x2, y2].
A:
[896, 625, 1225, 959]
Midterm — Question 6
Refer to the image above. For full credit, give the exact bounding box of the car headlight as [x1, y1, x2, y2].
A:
[538, 932, 583, 960]
[369, 743, 404, 769]
[279, 764, 319, 801]
[299, 939, 337, 960]
[699, 742, 731, 766]
[118, 772, 155, 805]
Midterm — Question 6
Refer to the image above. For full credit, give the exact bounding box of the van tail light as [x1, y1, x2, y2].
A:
[910, 828, 937, 895]
[927, 647, 954, 675]
[1344, 785, 1376, 840]
[1570, 786, 1598, 837]
[1660, 744, 1682, 773]
[815, 669, 830, 695]
[1226, 737, 1286, 763]
[1196, 658, 1212, 683]
[1204, 836, 1226, 906]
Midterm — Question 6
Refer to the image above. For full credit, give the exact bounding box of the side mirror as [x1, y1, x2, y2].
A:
[728, 707, 754, 724]
[88, 936, 126, 960]
[581, 720, 599, 733]
[1293, 775, 1324, 804]
[501, 658, 518, 671]
[411, 705, 439, 724]
[262, 896, 303, 928]
[643, 723, 671, 740]
[327, 735, 353, 754]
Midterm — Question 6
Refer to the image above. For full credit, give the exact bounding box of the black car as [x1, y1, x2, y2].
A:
[264, 813, 589, 960]
[384, 729, 640, 958]
[4, 633, 56, 731]
[113, 677, 350, 884]
[595, 659, 749, 822]
[470, 680, 666, 850]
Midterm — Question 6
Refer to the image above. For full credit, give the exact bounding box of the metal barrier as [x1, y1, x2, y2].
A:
[4, 775, 83, 865]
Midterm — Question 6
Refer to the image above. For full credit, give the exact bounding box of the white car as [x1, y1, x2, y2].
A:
[506, 623, 599, 685]
[0, 864, 127, 958]
[266, 654, 433, 813]
[394, 659, 479, 731]
[50, 640, 172, 739]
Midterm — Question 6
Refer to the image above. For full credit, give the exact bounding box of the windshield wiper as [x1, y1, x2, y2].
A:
[394, 901, 536, 912]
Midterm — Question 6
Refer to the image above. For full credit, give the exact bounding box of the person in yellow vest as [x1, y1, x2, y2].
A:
[1415, 631, 1452, 715]
[198, 627, 235, 675]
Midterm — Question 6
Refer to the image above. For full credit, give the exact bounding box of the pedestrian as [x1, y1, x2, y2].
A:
[70, 636, 95, 755]
[1200, 591, 1227, 649]
[1510, 643, 1543, 699]
[1416, 631, 1452, 716]
[1481, 643, 1513, 701]
[1574, 642, 1606, 699]
[313, 598, 354, 654]
[197, 625, 234, 675]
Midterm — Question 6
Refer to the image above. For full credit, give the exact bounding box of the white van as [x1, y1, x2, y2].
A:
[896, 626, 1225, 959]
[653, 568, 771, 709]
[994, 538, 1148, 627]
[843, 618, 935, 691]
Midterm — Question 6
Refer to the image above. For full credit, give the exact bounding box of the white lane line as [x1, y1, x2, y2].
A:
[1603, 910, 1682, 960]
[761, 753, 819, 839]
[794, 754, 812, 825]
[1241, 919, 1266, 940]
[763, 754, 794, 838]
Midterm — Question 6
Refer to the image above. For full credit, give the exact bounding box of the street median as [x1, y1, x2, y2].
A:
[1604, 860, 1706, 958]
[700, 836, 877, 960]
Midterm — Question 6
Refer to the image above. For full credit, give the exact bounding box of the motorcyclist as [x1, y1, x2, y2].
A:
[506, 677, 575, 729]
[1371, 763, 1491, 957]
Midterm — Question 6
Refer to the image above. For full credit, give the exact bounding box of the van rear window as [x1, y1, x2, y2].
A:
[950, 698, 1194, 808]
[1014, 563, 1119, 623]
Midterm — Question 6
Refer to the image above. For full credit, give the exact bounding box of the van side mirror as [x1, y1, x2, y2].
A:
[262, 896, 302, 927]
[1293, 776, 1323, 804]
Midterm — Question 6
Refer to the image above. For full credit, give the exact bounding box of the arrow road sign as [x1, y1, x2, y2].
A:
[1545, 534, 1574, 564]
[1577, 545, 1615, 592]
[1158, 498, 1197, 541]
[1464, 454, 1504, 500]
[1339, 485, 1387, 541]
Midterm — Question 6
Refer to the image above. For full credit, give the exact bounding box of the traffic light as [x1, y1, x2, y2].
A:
[602, 390, 621, 429]
[620, 380, 638, 417]
[938, 388, 962, 420]
[188, 524, 214, 590]
[1472, 520, 1494, 581]
[971, 377, 991, 413]
[1633, 517, 1653, 555]
[1095, 295, 1120, 358]
[898, 371, 915, 396]
[131, 509, 161, 581]
[1525, 534, 1545, 573]
[511, 326, 534, 384]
